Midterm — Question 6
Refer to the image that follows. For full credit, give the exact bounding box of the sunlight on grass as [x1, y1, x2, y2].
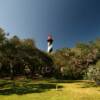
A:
[0, 79, 100, 100]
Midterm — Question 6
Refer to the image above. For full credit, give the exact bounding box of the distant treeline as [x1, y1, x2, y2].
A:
[0, 28, 100, 85]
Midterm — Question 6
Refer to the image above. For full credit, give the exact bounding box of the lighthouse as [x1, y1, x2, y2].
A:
[47, 34, 53, 53]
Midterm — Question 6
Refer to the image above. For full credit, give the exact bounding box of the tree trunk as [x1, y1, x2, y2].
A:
[10, 62, 14, 80]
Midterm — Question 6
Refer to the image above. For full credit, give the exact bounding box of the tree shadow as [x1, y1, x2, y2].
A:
[49, 80, 82, 83]
[49, 79, 100, 88]
[80, 81, 99, 88]
[0, 81, 63, 95]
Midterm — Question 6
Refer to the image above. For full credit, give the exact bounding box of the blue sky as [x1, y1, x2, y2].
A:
[0, 0, 100, 51]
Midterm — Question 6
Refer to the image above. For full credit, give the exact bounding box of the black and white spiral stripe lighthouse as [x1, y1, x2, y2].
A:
[47, 34, 53, 53]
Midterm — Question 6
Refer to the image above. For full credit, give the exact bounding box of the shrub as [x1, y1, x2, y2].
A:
[86, 61, 100, 85]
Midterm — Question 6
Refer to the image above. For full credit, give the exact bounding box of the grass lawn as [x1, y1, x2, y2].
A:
[0, 78, 100, 100]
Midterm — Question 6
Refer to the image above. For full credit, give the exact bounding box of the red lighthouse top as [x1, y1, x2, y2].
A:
[47, 34, 53, 41]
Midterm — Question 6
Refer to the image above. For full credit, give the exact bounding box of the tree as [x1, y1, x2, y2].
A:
[23, 38, 36, 48]
[86, 60, 100, 85]
[0, 28, 6, 43]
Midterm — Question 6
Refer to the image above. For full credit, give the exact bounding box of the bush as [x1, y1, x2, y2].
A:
[86, 61, 100, 85]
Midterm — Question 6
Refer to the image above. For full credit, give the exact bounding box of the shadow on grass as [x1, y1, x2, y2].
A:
[49, 79, 100, 88]
[0, 82, 63, 95]
[49, 80, 82, 83]
[81, 81, 98, 88]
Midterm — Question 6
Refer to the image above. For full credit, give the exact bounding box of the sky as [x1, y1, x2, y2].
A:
[0, 0, 100, 51]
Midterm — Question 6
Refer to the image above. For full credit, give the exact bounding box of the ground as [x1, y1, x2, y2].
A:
[0, 78, 100, 100]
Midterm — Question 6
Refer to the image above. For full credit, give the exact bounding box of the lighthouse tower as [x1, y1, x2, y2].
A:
[47, 34, 53, 53]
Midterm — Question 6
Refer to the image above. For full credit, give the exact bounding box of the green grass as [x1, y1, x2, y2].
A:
[0, 79, 100, 100]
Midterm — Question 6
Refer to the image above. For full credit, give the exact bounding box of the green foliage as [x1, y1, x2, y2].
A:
[86, 61, 100, 85]
[0, 28, 54, 79]
[52, 48, 84, 79]
[52, 40, 100, 80]
[0, 27, 100, 81]
[0, 28, 6, 43]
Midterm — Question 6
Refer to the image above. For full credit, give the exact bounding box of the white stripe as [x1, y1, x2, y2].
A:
[48, 44, 53, 52]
